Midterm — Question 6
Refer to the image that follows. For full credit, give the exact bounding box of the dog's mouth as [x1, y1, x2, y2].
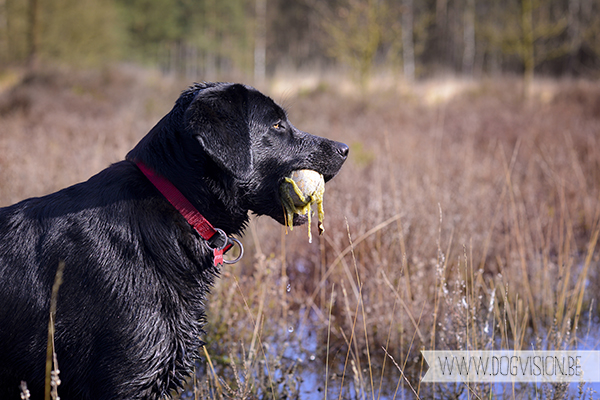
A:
[279, 169, 325, 243]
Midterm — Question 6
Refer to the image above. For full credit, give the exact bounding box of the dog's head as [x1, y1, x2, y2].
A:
[128, 82, 348, 228]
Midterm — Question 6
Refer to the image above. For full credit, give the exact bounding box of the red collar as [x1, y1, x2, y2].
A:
[135, 161, 242, 266]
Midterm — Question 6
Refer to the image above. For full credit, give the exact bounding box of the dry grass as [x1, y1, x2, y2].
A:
[1, 66, 599, 399]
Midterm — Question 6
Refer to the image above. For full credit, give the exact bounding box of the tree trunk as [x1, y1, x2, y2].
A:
[462, 0, 475, 76]
[254, 0, 267, 88]
[402, 0, 415, 81]
[436, 0, 448, 67]
[27, 0, 41, 70]
[521, 0, 535, 98]
[567, 0, 581, 72]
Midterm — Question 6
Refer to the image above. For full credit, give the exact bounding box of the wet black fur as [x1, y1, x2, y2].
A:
[0, 82, 348, 399]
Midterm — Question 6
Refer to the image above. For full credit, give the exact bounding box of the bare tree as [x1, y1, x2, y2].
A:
[436, 0, 448, 67]
[254, 0, 266, 87]
[521, 0, 535, 97]
[402, 0, 415, 81]
[27, 0, 40, 70]
[462, 0, 476, 76]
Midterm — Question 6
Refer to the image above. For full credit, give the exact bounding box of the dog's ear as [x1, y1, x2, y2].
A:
[185, 84, 252, 180]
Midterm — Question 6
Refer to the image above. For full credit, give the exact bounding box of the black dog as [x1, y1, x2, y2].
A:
[0, 82, 348, 399]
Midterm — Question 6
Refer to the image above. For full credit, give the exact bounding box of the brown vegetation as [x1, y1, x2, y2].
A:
[1, 67, 599, 399]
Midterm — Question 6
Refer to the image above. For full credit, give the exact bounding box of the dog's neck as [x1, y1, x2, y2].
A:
[135, 161, 241, 266]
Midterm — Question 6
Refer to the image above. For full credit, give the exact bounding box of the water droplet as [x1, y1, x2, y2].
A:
[288, 326, 294, 333]
[286, 283, 291, 292]
[309, 354, 316, 361]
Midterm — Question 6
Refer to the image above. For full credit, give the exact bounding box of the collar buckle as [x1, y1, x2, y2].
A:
[207, 228, 244, 265]
[135, 161, 244, 266]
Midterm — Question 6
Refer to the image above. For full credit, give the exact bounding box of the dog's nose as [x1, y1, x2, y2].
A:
[336, 142, 349, 159]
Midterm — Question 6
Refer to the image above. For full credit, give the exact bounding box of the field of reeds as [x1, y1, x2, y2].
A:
[1, 66, 599, 399]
